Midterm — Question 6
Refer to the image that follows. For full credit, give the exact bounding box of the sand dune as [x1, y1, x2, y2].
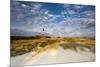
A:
[11, 47, 95, 67]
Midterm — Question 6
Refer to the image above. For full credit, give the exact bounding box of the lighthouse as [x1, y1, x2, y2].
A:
[40, 28, 45, 36]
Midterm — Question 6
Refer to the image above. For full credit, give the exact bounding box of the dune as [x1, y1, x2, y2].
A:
[11, 46, 95, 67]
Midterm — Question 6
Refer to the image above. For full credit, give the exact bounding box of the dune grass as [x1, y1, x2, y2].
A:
[11, 36, 95, 57]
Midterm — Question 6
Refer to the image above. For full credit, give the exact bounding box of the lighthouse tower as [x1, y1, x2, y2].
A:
[40, 28, 45, 36]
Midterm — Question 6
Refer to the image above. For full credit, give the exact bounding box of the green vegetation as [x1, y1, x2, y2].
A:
[11, 36, 95, 57]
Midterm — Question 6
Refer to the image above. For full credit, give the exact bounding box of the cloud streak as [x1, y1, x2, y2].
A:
[11, 1, 95, 37]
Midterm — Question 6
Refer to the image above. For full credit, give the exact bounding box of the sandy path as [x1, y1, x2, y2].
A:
[11, 46, 95, 67]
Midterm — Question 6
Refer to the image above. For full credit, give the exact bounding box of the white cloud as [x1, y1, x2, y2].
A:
[67, 10, 76, 15]
[74, 5, 83, 9]
[80, 11, 95, 18]
[21, 4, 28, 8]
[48, 14, 54, 17]
[29, 3, 42, 14]
[33, 3, 42, 9]
[44, 10, 49, 14]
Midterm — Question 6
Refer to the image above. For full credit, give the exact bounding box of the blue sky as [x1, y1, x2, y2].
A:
[11, 1, 95, 37]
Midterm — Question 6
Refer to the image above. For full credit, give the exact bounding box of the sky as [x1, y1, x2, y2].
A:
[11, 0, 95, 37]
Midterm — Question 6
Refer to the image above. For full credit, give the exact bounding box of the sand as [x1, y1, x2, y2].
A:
[11, 47, 95, 67]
